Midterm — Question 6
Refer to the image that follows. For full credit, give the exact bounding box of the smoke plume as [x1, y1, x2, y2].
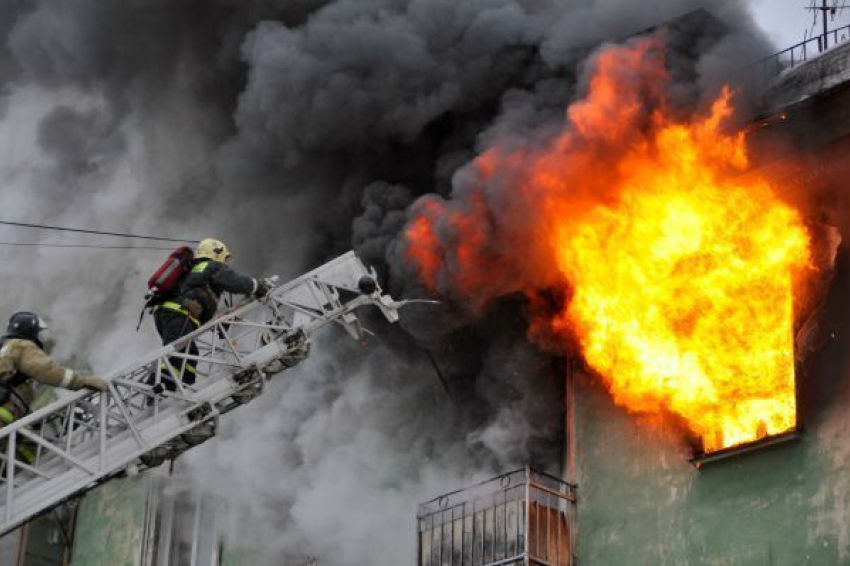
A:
[0, 0, 777, 563]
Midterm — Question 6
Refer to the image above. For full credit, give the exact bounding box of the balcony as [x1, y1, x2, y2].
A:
[417, 468, 576, 566]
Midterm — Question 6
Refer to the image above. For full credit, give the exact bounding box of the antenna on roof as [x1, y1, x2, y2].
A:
[805, 0, 838, 49]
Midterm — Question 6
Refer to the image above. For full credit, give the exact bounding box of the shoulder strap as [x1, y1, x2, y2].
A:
[136, 305, 147, 332]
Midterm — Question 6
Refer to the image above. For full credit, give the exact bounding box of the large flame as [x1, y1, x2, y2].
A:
[551, 111, 810, 452]
[404, 37, 812, 453]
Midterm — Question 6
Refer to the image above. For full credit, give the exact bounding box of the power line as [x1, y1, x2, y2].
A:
[0, 219, 196, 244]
[0, 241, 174, 250]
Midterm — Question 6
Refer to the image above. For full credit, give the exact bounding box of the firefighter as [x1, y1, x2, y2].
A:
[151, 238, 268, 390]
[0, 312, 107, 430]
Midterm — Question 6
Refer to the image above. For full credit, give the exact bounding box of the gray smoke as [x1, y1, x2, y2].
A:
[0, 0, 776, 564]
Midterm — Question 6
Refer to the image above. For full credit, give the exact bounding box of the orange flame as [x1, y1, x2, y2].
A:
[404, 38, 812, 452]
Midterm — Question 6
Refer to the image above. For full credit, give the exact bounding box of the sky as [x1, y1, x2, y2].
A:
[751, 0, 850, 51]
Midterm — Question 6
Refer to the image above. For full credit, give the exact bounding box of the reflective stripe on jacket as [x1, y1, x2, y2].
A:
[157, 301, 200, 327]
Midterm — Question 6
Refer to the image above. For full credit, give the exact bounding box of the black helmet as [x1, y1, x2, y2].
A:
[357, 276, 377, 295]
[6, 312, 47, 343]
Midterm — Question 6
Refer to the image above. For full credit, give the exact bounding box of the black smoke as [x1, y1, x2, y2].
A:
[0, 1, 775, 564]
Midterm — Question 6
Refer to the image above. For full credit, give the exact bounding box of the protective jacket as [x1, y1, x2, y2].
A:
[0, 337, 93, 422]
[174, 259, 257, 324]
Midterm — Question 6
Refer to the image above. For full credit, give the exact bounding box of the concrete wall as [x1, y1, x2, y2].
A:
[572, 247, 850, 566]
[765, 41, 850, 112]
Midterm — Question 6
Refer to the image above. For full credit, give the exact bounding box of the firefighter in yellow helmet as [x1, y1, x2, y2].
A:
[0, 312, 107, 427]
[151, 238, 268, 390]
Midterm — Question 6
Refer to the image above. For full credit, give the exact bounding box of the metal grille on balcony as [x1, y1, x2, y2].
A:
[417, 467, 577, 566]
[757, 23, 850, 84]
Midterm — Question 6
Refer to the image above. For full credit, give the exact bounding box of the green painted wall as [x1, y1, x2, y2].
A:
[220, 544, 257, 566]
[573, 364, 850, 566]
[70, 475, 150, 566]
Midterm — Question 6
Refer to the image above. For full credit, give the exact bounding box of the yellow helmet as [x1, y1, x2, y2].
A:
[196, 238, 232, 262]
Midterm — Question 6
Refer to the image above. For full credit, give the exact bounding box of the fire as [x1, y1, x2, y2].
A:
[552, 137, 809, 451]
[404, 37, 813, 453]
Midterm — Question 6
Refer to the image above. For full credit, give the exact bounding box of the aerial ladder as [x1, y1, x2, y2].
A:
[0, 251, 407, 535]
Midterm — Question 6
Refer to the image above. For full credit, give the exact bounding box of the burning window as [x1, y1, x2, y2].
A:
[402, 36, 829, 462]
[558, 175, 811, 458]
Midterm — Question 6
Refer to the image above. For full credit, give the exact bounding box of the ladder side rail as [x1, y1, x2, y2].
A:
[0, 311, 269, 463]
[16, 311, 282, 463]
[0, 252, 398, 534]
[3, 402, 219, 534]
[0, 251, 373, 439]
[0, 295, 350, 532]
[0, 320, 261, 531]
[101, 250, 371, 379]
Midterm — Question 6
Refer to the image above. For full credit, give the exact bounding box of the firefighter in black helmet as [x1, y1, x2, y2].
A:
[151, 238, 268, 390]
[0, 312, 107, 434]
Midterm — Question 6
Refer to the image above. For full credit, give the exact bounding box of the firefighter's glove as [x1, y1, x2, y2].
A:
[254, 279, 269, 299]
[77, 374, 108, 392]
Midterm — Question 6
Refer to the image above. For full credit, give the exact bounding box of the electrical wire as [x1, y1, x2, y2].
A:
[0, 241, 174, 250]
[0, 219, 196, 243]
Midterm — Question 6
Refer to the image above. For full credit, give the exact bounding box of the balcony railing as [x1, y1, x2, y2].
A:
[758, 23, 850, 84]
[417, 467, 577, 566]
